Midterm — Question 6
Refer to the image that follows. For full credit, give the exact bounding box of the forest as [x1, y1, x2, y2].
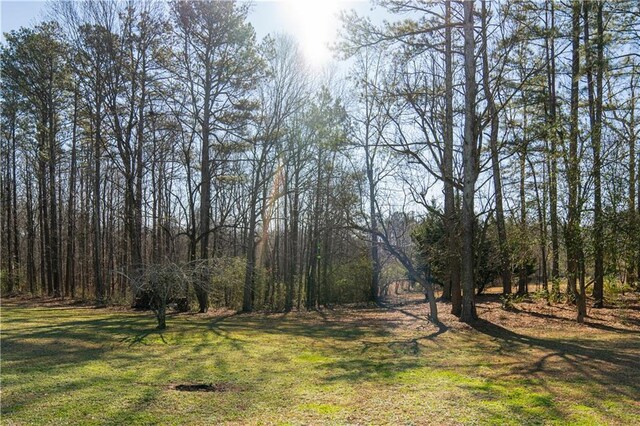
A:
[1, 0, 639, 424]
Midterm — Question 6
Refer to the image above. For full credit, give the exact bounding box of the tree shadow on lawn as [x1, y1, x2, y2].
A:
[470, 319, 640, 400]
[318, 358, 423, 383]
[2, 312, 156, 339]
[206, 313, 391, 342]
[2, 324, 174, 417]
[5, 300, 639, 424]
[509, 304, 640, 334]
[3, 308, 396, 381]
[2, 316, 254, 424]
[1, 307, 235, 348]
[313, 316, 639, 423]
[3, 306, 404, 424]
[1, 332, 156, 374]
[1, 312, 174, 373]
[0, 353, 205, 424]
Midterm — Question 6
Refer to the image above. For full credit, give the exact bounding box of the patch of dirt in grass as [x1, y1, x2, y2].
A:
[168, 383, 240, 392]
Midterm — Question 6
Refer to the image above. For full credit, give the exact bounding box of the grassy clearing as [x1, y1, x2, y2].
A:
[1, 296, 639, 425]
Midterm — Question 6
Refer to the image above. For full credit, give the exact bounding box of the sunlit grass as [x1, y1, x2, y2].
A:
[2, 301, 639, 425]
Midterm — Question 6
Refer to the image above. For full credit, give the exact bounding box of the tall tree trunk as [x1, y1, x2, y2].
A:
[366, 145, 380, 303]
[3, 110, 17, 294]
[12, 146, 19, 291]
[307, 171, 322, 310]
[10, 112, 20, 293]
[48, 104, 60, 297]
[518, 127, 528, 295]
[637, 92, 640, 285]
[80, 170, 87, 299]
[244, 141, 275, 312]
[628, 68, 638, 285]
[482, 0, 511, 297]
[93, 99, 105, 306]
[25, 173, 36, 294]
[460, 0, 478, 323]
[185, 147, 197, 265]
[243, 157, 264, 313]
[286, 160, 300, 312]
[38, 178, 46, 294]
[529, 155, 549, 293]
[444, 0, 461, 313]
[546, 0, 561, 293]
[568, 0, 586, 323]
[593, 1, 605, 307]
[197, 73, 212, 313]
[321, 155, 334, 306]
[3, 132, 12, 293]
[283, 172, 291, 310]
[39, 144, 52, 296]
[57, 153, 64, 295]
[134, 49, 146, 273]
[583, 0, 604, 307]
[65, 88, 79, 297]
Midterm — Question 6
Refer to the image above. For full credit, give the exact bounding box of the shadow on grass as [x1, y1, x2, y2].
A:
[319, 358, 421, 382]
[4, 301, 639, 424]
[1, 310, 169, 373]
[206, 313, 389, 342]
[120, 329, 167, 346]
[510, 305, 639, 334]
[378, 301, 450, 342]
[471, 319, 640, 398]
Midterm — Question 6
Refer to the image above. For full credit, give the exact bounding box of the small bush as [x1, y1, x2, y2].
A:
[548, 278, 563, 303]
[501, 293, 526, 311]
[209, 256, 246, 310]
[531, 289, 550, 303]
[604, 275, 633, 299]
[329, 255, 372, 304]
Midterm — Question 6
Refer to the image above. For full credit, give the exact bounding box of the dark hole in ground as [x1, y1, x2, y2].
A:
[169, 383, 237, 392]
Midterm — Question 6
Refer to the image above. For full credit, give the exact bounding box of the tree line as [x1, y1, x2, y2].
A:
[1, 0, 638, 325]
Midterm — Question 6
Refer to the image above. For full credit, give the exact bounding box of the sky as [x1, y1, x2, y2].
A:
[0, 0, 383, 68]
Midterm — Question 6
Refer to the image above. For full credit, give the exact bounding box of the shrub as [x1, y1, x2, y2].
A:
[209, 256, 246, 310]
[603, 275, 633, 300]
[329, 255, 372, 304]
[500, 293, 526, 311]
[127, 262, 208, 329]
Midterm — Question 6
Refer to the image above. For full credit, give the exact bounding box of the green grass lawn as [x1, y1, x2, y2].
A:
[2, 298, 639, 425]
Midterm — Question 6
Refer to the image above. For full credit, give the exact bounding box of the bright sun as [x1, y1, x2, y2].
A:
[282, 0, 343, 67]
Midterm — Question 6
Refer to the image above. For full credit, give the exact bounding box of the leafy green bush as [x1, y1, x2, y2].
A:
[500, 293, 526, 311]
[209, 256, 247, 310]
[531, 289, 550, 303]
[0, 269, 7, 292]
[329, 255, 372, 304]
[603, 275, 633, 299]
